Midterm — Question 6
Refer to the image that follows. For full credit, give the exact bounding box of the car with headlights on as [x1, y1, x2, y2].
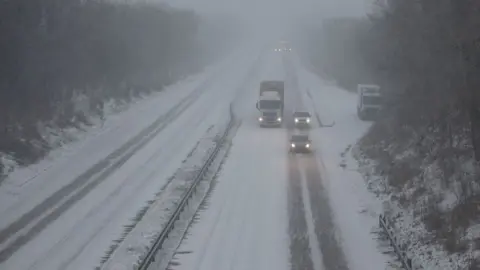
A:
[289, 134, 312, 153]
[293, 111, 312, 128]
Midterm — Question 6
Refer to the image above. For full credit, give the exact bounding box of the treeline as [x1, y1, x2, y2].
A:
[296, 17, 373, 91]
[0, 0, 237, 175]
[298, 0, 480, 262]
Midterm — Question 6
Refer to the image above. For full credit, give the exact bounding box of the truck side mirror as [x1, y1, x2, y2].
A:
[256, 101, 259, 110]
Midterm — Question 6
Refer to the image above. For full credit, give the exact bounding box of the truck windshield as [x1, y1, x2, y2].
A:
[259, 100, 282, 109]
[363, 96, 382, 105]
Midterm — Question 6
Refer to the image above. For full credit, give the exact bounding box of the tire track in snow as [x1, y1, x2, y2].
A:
[283, 52, 316, 270]
[286, 54, 349, 269]
[283, 53, 349, 270]
[287, 155, 316, 270]
[301, 156, 349, 270]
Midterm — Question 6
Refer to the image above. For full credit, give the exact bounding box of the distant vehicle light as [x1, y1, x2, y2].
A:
[258, 117, 263, 122]
[291, 143, 295, 148]
[277, 117, 282, 122]
[306, 118, 310, 123]
[295, 118, 299, 123]
[306, 144, 310, 148]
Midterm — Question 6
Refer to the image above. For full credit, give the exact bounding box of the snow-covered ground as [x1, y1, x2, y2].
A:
[0, 45, 264, 270]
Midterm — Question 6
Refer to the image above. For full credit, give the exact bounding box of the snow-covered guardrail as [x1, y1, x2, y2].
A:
[379, 214, 424, 270]
[137, 102, 236, 270]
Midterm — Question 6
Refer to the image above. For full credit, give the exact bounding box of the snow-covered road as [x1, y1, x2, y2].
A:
[169, 50, 290, 270]
[0, 45, 265, 270]
[0, 44, 393, 270]
[167, 49, 392, 270]
[169, 112, 291, 270]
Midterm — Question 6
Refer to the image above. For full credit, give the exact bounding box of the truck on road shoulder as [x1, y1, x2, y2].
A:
[256, 80, 285, 127]
[357, 84, 382, 120]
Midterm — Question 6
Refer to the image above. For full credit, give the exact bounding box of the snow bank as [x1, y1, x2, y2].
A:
[355, 128, 476, 269]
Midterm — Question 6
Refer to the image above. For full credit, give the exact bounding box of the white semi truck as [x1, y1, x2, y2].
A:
[357, 84, 382, 120]
[256, 81, 285, 127]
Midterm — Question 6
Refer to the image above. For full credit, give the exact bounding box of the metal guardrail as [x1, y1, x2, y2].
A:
[379, 214, 423, 270]
[137, 102, 236, 270]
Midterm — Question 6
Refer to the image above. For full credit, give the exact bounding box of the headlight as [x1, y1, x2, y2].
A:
[258, 117, 263, 121]
[277, 117, 282, 122]
[306, 118, 310, 123]
[306, 144, 310, 148]
[294, 118, 299, 123]
[291, 143, 295, 148]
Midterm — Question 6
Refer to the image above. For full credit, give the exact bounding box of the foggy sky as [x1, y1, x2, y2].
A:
[157, 0, 374, 42]
[161, 0, 372, 19]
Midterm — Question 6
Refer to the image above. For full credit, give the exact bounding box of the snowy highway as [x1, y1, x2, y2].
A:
[0, 46, 264, 270]
[168, 50, 390, 270]
[0, 45, 391, 270]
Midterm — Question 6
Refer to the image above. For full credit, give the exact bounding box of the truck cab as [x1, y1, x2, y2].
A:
[257, 94, 283, 127]
[357, 84, 382, 120]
